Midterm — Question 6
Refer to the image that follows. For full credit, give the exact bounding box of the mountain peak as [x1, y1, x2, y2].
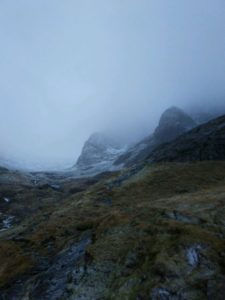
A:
[154, 106, 196, 143]
[74, 132, 127, 176]
[114, 106, 196, 167]
[82, 132, 122, 151]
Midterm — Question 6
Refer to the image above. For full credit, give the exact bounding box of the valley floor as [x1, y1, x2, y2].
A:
[0, 161, 225, 299]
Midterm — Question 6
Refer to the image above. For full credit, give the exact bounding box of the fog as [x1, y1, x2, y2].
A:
[0, 1, 225, 170]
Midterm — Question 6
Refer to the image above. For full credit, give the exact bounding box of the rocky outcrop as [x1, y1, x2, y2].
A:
[73, 133, 127, 176]
[114, 106, 196, 167]
[149, 114, 225, 163]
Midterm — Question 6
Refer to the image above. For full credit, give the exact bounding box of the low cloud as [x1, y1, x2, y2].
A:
[0, 0, 225, 170]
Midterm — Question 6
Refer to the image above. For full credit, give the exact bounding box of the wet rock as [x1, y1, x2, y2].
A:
[49, 184, 62, 191]
[0, 213, 15, 231]
[31, 238, 91, 299]
[186, 245, 202, 267]
[151, 288, 181, 300]
[38, 183, 62, 192]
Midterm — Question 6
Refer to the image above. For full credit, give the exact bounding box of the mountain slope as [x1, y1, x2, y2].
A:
[149, 114, 225, 163]
[114, 106, 196, 167]
[0, 162, 225, 299]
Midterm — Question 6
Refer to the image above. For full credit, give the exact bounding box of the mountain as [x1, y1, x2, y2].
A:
[114, 106, 196, 167]
[0, 157, 20, 170]
[1, 111, 225, 299]
[149, 114, 225, 163]
[188, 105, 225, 125]
[1, 159, 225, 299]
[191, 111, 220, 125]
[73, 132, 127, 176]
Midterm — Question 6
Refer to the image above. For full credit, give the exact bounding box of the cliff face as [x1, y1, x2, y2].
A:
[114, 106, 196, 167]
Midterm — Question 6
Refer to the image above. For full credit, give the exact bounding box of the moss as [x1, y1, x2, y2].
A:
[0, 241, 34, 288]
[1, 161, 225, 298]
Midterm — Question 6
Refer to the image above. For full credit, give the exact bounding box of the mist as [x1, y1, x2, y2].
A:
[0, 0, 225, 170]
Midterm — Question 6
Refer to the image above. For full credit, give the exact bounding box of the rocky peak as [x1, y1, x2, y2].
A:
[154, 106, 196, 144]
[74, 132, 127, 175]
[114, 106, 197, 167]
[80, 132, 120, 153]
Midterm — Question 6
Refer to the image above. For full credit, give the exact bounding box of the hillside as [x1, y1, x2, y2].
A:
[149, 114, 225, 163]
[0, 113, 225, 299]
[0, 161, 225, 299]
[114, 107, 196, 167]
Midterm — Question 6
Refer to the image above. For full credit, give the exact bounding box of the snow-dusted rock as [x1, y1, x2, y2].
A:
[73, 133, 127, 177]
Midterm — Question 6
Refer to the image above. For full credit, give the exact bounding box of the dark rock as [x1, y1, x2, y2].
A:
[151, 288, 181, 300]
[1, 236, 92, 300]
[154, 106, 196, 144]
[149, 114, 225, 163]
[186, 244, 202, 267]
[69, 187, 85, 194]
[38, 183, 62, 192]
[49, 184, 62, 191]
[165, 211, 200, 225]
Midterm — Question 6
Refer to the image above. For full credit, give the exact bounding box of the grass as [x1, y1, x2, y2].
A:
[0, 161, 225, 298]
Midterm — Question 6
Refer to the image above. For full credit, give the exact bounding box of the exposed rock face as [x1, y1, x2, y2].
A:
[73, 133, 127, 176]
[149, 114, 225, 163]
[114, 106, 196, 167]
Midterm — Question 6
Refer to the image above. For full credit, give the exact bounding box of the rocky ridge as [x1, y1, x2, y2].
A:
[149, 113, 225, 163]
[114, 106, 196, 167]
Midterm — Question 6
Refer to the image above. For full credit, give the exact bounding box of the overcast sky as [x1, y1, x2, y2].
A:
[0, 0, 225, 170]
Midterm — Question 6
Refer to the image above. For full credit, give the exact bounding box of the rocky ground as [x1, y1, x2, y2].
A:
[0, 161, 224, 299]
